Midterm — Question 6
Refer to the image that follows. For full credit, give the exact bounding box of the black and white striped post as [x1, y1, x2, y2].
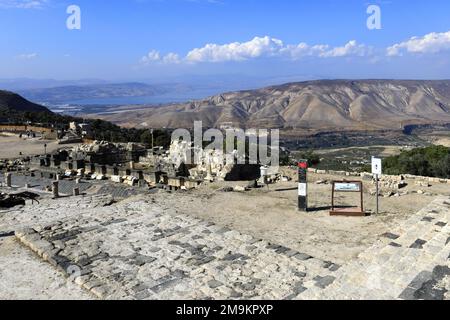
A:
[298, 160, 308, 212]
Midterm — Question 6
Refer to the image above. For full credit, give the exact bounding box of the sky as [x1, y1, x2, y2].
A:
[1, 0, 450, 83]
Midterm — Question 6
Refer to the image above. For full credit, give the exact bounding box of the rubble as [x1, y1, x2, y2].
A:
[415, 181, 431, 188]
[233, 186, 248, 192]
[0, 191, 40, 208]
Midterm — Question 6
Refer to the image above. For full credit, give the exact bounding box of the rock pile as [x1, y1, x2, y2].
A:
[370, 175, 409, 197]
[0, 191, 39, 208]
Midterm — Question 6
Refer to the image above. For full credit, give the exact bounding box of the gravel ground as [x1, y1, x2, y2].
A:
[0, 236, 94, 300]
[0, 135, 80, 160]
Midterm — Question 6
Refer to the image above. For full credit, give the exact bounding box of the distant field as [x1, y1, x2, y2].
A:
[417, 130, 450, 147]
[0, 135, 79, 159]
[309, 145, 405, 172]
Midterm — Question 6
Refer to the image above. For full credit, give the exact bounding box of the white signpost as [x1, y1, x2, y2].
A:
[372, 157, 382, 214]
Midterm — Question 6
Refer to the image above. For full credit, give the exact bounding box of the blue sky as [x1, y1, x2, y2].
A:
[1, 0, 450, 82]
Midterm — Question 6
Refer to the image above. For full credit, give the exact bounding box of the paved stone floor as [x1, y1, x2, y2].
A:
[11, 196, 343, 300]
[300, 196, 450, 300]
[0, 237, 93, 300]
[1, 177, 450, 300]
[1, 173, 150, 199]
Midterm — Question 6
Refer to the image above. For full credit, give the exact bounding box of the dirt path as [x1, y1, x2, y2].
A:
[0, 236, 93, 300]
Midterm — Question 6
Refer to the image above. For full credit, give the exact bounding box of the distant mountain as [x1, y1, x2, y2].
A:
[18, 82, 192, 103]
[0, 78, 107, 91]
[90, 80, 450, 132]
[0, 90, 51, 114]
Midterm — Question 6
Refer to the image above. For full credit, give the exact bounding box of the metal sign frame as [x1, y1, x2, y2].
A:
[298, 160, 308, 212]
[371, 157, 382, 215]
[330, 180, 365, 217]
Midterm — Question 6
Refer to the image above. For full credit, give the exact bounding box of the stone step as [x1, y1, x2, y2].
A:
[298, 196, 450, 300]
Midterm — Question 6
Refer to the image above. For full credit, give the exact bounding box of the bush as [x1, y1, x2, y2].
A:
[297, 150, 320, 167]
[383, 145, 450, 178]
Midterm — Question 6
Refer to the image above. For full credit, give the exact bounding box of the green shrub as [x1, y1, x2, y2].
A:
[383, 145, 450, 178]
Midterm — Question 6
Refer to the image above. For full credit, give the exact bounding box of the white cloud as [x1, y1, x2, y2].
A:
[16, 53, 38, 60]
[320, 40, 369, 58]
[141, 36, 371, 65]
[0, 0, 48, 9]
[282, 40, 369, 60]
[140, 50, 180, 65]
[387, 30, 450, 56]
[186, 36, 284, 62]
[162, 52, 181, 64]
[141, 50, 161, 64]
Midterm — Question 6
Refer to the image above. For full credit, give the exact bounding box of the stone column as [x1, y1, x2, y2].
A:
[5, 173, 12, 187]
[130, 161, 135, 170]
[73, 188, 80, 196]
[52, 181, 59, 198]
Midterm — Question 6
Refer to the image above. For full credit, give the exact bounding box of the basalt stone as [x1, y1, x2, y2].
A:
[134, 289, 151, 300]
[431, 265, 450, 281]
[293, 282, 307, 295]
[208, 280, 224, 289]
[406, 271, 433, 290]
[283, 249, 298, 257]
[382, 232, 400, 240]
[275, 246, 290, 254]
[413, 280, 446, 300]
[328, 264, 341, 272]
[90, 252, 109, 261]
[266, 244, 281, 250]
[77, 257, 92, 267]
[48, 230, 82, 242]
[196, 256, 215, 266]
[410, 239, 427, 249]
[294, 271, 307, 278]
[222, 253, 249, 261]
[0, 231, 14, 238]
[229, 290, 243, 298]
[389, 242, 402, 247]
[285, 293, 298, 300]
[398, 287, 417, 300]
[133, 254, 157, 266]
[132, 283, 151, 294]
[150, 279, 179, 294]
[53, 255, 73, 272]
[294, 253, 313, 261]
[313, 275, 336, 289]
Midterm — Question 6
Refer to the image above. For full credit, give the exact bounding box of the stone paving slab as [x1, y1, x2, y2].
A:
[0, 194, 114, 234]
[11, 197, 341, 300]
[2, 179, 450, 300]
[299, 196, 450, 300]
[1, 173, 150, 199]
[12, 174, 92, 195]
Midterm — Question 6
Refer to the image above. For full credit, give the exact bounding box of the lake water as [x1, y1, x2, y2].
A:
[64, 88, 224, 105]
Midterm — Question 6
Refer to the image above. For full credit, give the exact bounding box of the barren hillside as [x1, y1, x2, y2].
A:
[86, 80, 450, 131]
